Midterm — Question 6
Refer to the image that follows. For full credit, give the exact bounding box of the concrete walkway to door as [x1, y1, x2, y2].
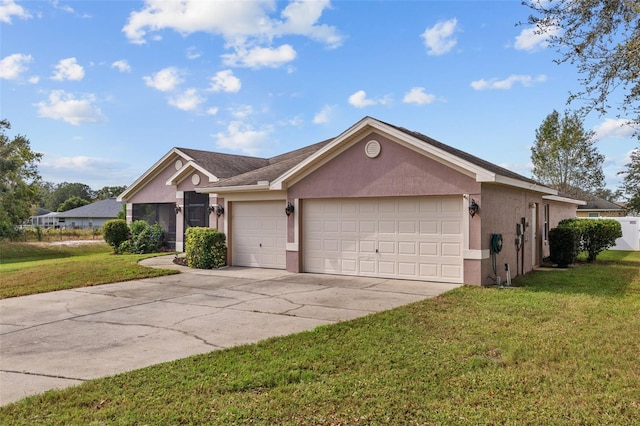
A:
[0, 255, 462, 405]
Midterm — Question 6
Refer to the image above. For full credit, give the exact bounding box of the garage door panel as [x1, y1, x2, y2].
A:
[232, 201, 286, 269]
[304, 197, 463, 283]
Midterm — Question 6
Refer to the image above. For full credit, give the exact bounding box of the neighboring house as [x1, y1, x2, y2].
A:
[576, 195, 627, 217]
[118, 117, 584, 286]
[30, 198, 123, 229]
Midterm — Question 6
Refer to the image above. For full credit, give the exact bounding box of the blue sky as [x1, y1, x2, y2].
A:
[1, 0, 636, 192]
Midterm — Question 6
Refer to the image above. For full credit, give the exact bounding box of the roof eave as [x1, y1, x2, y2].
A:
[165, 161, 218, 185]
[493, 175, 557, 194]
[118, 148, 187, 201]
[197, 183, 270, 194]
[543, 194, 587, 205]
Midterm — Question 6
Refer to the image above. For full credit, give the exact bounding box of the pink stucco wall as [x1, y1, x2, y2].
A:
[475, 184, 578, 285]
[288, 132, 481, 199]
[128, 159, 179, 204]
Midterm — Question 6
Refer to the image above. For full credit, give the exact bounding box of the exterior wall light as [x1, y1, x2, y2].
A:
[469, 199, 479, 218]
[175, 205, 182, 214]
[285, 202, 295, 216]
[209, 204, 224, 217]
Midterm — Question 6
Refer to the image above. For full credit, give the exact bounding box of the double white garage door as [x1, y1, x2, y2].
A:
[232, 197, 463, 283]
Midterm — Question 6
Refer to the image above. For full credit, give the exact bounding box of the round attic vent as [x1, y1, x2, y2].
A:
[191, 174, 201, 185]
[365, 140, 381, 158]
[175, 159, 183, 170]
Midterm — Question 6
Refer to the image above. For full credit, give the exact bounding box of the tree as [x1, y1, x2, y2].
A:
[618, 146, 640, 214]
[531, 110, 605, 198]
[57, 196, 91, 212]
[44, 182, 94, 212]
[592, 187, 623, 203]
[525, 1, 640, 131]
[95, 185, 127, 200]
[0, 119, 42, 237]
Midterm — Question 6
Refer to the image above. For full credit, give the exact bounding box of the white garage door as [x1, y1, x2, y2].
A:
[304, 197, 463, 283]
[231, 201, 287, 269]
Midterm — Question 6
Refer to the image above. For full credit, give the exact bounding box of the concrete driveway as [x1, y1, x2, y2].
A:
[0, 255, 461, 405]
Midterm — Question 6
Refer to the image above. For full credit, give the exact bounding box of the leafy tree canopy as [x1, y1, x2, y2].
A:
[525, 0, 640, 133]
[618, 146, 640, 214]
[0, 119, 42, 237]
[44, 182, 94, 212]
[531, 110, 605, 198]
[95, 185, 127, 200]
[57, 196, 91, 212]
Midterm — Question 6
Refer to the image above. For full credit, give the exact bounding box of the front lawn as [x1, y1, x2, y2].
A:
[1, 251, 639, 424]
[0, 242, 178, 299]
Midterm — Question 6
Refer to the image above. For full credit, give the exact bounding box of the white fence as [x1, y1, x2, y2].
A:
[586, 216, 640, 251]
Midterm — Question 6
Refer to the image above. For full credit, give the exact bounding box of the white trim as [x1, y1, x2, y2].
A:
[494, 175, 557, 195]
[269, 117, 557, 195]
[176, 191, 184, 199]
[543, 194, 587, 205]
[464, 249, 490, 260]
[118, 148, 189, 201]
[287, 198, 300, 252]
[198, 183, 270, 193]
[165, 161, 218, 185]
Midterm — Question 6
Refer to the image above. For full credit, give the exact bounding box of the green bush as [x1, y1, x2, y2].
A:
[185, 227, 227, 269]
[132, 223, 164, 254]
[103, 219, 129, 253]
[558, 218, 622, 262]
[549, 226, 580, 267]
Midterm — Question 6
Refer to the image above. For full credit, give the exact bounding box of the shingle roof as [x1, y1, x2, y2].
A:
[577, 195, 625, 211]
[56, 198, 123, 218]
[206, 139, 333, 188]
[177, 148, 270, 178]
[383, 121, 541, 186]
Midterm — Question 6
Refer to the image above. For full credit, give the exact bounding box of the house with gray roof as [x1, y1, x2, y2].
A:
[118, 116, 584, 285]
[31, 198, 123, 229]
[576, 195, 626, 217]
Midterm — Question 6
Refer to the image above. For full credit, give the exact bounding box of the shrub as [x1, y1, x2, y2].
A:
[132, 223, 164, 254]
[103, 219, 129, 253]
[185, 227, 227, 269]
[549, 226, 580, 267]
[558, 218, 622, 262]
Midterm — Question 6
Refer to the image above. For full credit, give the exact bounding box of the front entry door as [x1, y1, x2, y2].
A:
[184, 191, 209, 243]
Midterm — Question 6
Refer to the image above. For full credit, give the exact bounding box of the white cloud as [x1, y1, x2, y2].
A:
[593, 118, 638, 140]
[0, 53, 33, 79]
[470, 74, 547, 90]
[35, 90, 105, 125]
[403, 87, 436, 105]
[313, 104, 334, 124]
[206, 107, 219, 116]
[222, 44, 297, 69]
[51, 57, 85, 81]
[0, 0, 31, 24]
[348, 90, 387, 108]
[143, 67, 183, 92]
[186, 46, 201, 60]
[229, 104, 254, 119]
[122, 0, 341, 68]
[514, 25, 561, 52]
[276, 0, 342, 48]
[421, 18, 458, 56]
[111, 59, 131, 73]
[41, 155, 119, 171]
[213, 121, 270, 155]
[168, 88, 205, 111]
[208, 69, 241, 93]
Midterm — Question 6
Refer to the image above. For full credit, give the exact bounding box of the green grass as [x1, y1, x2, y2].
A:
[1, 251, 639, 424]
[0, 242, 178, 299]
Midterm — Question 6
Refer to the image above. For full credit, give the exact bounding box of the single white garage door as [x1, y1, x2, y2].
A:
[231, 201, 287, 269]
[304, 197, 463, 283]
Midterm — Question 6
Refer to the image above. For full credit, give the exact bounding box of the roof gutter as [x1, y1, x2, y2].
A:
[197, 182, 270, 194]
